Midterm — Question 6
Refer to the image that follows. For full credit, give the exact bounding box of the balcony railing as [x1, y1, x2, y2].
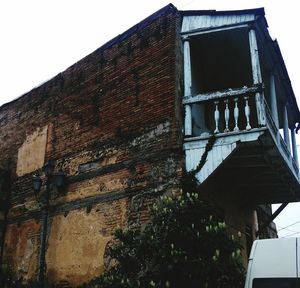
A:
[183, 84, 299, 176]
[183, 85, 262, 137]
[264, 98, 299, 176]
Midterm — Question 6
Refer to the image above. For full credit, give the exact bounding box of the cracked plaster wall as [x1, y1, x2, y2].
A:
[0, 6, 183, 286]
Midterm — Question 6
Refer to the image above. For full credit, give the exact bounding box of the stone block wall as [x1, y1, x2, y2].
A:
[0, 5, 184, 285]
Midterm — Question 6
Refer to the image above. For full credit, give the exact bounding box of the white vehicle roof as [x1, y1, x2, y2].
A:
[249, 238, 299, 278]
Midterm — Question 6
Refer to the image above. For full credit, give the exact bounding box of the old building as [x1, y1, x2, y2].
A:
[0, 4, 299, 286]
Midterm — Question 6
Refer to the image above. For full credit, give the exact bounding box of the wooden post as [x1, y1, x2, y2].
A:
[270, 74, 279, 128]
[249, 28, 265, 126]
[252, 210, 259, 240]
[283, 103, 291, 152]
[291, 126, 299, 166]
[183, 37, 192, 136]
[185, 105, 192, 136]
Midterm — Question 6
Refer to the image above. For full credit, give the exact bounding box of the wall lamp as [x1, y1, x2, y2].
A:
[32, 161, 66, 197]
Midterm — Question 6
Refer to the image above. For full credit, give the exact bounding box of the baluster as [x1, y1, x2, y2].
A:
[233, 98, 239, 131]
[224, 99, 230, 132]
[244, 96, 251, 130]
[214, 101, 220, 133]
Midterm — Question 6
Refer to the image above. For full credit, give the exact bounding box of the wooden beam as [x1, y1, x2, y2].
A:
[270, 74, 279, 128]
[283, 103, 291, 152]
[181, 22, 250, 37]
[183, 37, 192, 136]
[183, 85, 262, 105]
[291, 127, 299, 166]
[256, 203, 288, 237]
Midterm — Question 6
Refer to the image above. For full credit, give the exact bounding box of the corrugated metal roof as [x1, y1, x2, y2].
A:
[181, 14, 256, 32]
[181, 7, 265, 16]
[181, 8, 265, 33]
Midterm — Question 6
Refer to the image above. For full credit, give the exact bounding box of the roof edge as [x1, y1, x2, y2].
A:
[0, 3, 178, 109]
[181, 7, 265, 17]
[93, 3, 178, 55]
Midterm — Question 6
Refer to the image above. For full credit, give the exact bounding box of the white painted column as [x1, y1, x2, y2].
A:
[252, 210, 259, 240]
[291, 126, 299, 165]
[183, 37, 192, 136]
[185, 105, 192, 136]
[283, 103, 291, 152]
[270, 74, 279, 128]
[249, 28, 265, 126]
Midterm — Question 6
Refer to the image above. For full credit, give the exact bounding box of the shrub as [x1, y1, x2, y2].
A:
[82, 191, 245, 288]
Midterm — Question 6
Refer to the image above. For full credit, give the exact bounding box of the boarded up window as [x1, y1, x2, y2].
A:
[16, 126, 48, 176]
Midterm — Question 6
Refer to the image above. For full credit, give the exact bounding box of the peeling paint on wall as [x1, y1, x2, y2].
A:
[0, 7, 183, 285]
[16, 126, 48, 176]
[46, 198, 128, 286]
[3, 220, 40, 281]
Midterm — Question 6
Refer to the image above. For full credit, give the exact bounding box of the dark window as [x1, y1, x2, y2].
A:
[253, 278, 298, 288]
[190, 28, 252, 95]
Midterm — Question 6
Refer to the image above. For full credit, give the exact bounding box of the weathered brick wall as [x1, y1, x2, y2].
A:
[0, 5, 184, 286]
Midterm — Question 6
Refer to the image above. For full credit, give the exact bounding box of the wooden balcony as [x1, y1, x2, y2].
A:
[183, 86, 300, 205]
[182, 17, 300, 206]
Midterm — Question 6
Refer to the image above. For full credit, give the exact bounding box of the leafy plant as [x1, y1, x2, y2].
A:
[81, 190, 245, 288]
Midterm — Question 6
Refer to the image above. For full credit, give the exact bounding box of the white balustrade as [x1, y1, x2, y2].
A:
[244, 96, 251, 130]
[224, 99, 230, 132]
[210, 96, 254, 134]
[184, 93, 258, 136]
[222, 96, 252, 133]
[214, 101, 220, 133]
[233, 98, 239, 131]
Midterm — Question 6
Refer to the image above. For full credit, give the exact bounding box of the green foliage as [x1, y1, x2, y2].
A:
[0, 266, 37, 288]
[0, 265, 60, 288]
[81, 191, 245, 288]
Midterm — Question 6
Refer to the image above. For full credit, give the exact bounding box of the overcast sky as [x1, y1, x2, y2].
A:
[0, 0, 299, 237]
